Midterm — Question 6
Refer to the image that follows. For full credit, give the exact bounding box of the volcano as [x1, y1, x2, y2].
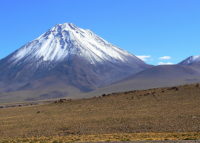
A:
[0, 23, 151, 102]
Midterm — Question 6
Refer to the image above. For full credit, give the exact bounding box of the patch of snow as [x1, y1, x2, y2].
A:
[179, 55, 200, 65]
[191, 55, 200, 62]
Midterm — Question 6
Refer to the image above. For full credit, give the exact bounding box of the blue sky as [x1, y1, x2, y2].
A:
[0, 0, 200, 65]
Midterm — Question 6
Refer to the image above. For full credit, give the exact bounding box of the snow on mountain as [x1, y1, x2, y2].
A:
[10, 23, 139, 66]
[178, 55, 200, 65]
[0, 23, 152, 100]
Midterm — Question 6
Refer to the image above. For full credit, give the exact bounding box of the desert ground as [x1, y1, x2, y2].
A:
[0, 83, 200, 142]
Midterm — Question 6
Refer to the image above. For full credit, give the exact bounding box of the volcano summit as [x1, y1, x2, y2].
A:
[0, 23, 151, 102]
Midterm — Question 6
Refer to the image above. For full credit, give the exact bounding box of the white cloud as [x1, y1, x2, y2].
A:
[158, 62, 174, 65]
[159, 56, 171, 60]
[150, 59, 154, 61]
[136, 55, 151, 61]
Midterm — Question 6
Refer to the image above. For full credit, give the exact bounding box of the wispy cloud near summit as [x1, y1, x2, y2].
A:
[136, 55, 151, 61]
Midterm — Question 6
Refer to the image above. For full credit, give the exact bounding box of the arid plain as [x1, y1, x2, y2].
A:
[0, 83, 199, 142]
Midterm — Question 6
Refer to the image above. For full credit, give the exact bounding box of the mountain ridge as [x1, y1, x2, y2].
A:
[83, 61, 200, 97]
[178, 55, 200, 65]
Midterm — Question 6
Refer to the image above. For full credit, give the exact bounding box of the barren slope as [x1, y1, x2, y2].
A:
[84, 63, 200, 97]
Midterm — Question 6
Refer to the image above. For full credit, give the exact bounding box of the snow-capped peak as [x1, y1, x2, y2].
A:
[178, 55, 200, 65]
[10, 23, 139, 65]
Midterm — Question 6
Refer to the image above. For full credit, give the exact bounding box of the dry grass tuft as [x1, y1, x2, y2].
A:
[0, 132, 199, 142]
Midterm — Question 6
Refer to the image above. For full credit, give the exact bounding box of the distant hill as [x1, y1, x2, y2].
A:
[84, 62, 200, 97]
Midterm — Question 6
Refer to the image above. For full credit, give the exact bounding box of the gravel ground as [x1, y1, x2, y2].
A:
[0, 100, 54, 108]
